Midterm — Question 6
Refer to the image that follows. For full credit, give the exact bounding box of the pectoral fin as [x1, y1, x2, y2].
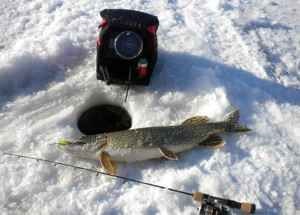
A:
[182, 116, 209, 126]
[159, 147, 178, 160]
[99, 151, 117, 175]
[200, 134, 224, 148]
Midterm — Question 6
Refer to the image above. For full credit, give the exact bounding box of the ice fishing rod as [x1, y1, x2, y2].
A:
[3, 151, 255, 214]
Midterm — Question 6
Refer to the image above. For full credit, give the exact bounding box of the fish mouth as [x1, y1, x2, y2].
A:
[56, 139, 71, 151]
[57, 139, 73, 145]
[56, 143, 73, 154]
[56, 139, 87, 150]
[56, 140, 100, 159]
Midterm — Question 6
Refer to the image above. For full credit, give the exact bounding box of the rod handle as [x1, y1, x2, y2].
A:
[192, 192, 256, 214]
[192, 192, 204, 202]
[241, 202, 256, 214]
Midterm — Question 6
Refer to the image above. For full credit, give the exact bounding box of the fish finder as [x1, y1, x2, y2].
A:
[96, 9, 159, 86]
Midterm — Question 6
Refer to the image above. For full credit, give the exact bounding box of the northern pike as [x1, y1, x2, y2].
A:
[57, 110, 250, 174]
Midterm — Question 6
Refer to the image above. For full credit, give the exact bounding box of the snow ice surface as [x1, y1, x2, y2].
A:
[0, 0, 300, 214]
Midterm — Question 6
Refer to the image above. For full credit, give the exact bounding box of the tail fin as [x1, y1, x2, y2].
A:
[225, 110, 251, 132]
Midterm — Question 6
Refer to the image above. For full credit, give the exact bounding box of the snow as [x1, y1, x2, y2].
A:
[0, 0, 300, 214]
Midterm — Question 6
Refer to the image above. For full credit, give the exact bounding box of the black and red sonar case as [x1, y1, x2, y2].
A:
[96, 9, 159, 85]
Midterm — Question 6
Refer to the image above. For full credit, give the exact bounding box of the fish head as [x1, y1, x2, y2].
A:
[56, 139, 101, 159]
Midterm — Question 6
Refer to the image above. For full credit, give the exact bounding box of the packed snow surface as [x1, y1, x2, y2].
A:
[1, 0, 300, 214]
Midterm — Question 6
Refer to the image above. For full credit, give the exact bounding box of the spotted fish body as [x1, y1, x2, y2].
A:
[58, 110, 248, 163]
[105, 123, 226, 162]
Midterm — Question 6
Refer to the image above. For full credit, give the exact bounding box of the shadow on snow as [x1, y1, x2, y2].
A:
[0, 40, 88, 109]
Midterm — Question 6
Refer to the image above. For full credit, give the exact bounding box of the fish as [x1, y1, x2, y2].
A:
[57, 110, 250, 174]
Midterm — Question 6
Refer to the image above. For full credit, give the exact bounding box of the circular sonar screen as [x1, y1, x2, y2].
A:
[114, 31, 143, 60]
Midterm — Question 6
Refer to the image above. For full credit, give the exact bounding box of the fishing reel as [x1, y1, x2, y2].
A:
[198, 199, 231, 215]
[193, 192, 255, 215]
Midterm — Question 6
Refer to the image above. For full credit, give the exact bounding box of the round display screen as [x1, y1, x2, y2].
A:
[114, 31, 143, 60]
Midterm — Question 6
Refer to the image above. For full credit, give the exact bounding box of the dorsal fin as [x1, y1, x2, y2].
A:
[182, 116, 209, 126]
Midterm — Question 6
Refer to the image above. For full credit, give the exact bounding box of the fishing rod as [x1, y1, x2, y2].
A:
[3, 151, 255, 214]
